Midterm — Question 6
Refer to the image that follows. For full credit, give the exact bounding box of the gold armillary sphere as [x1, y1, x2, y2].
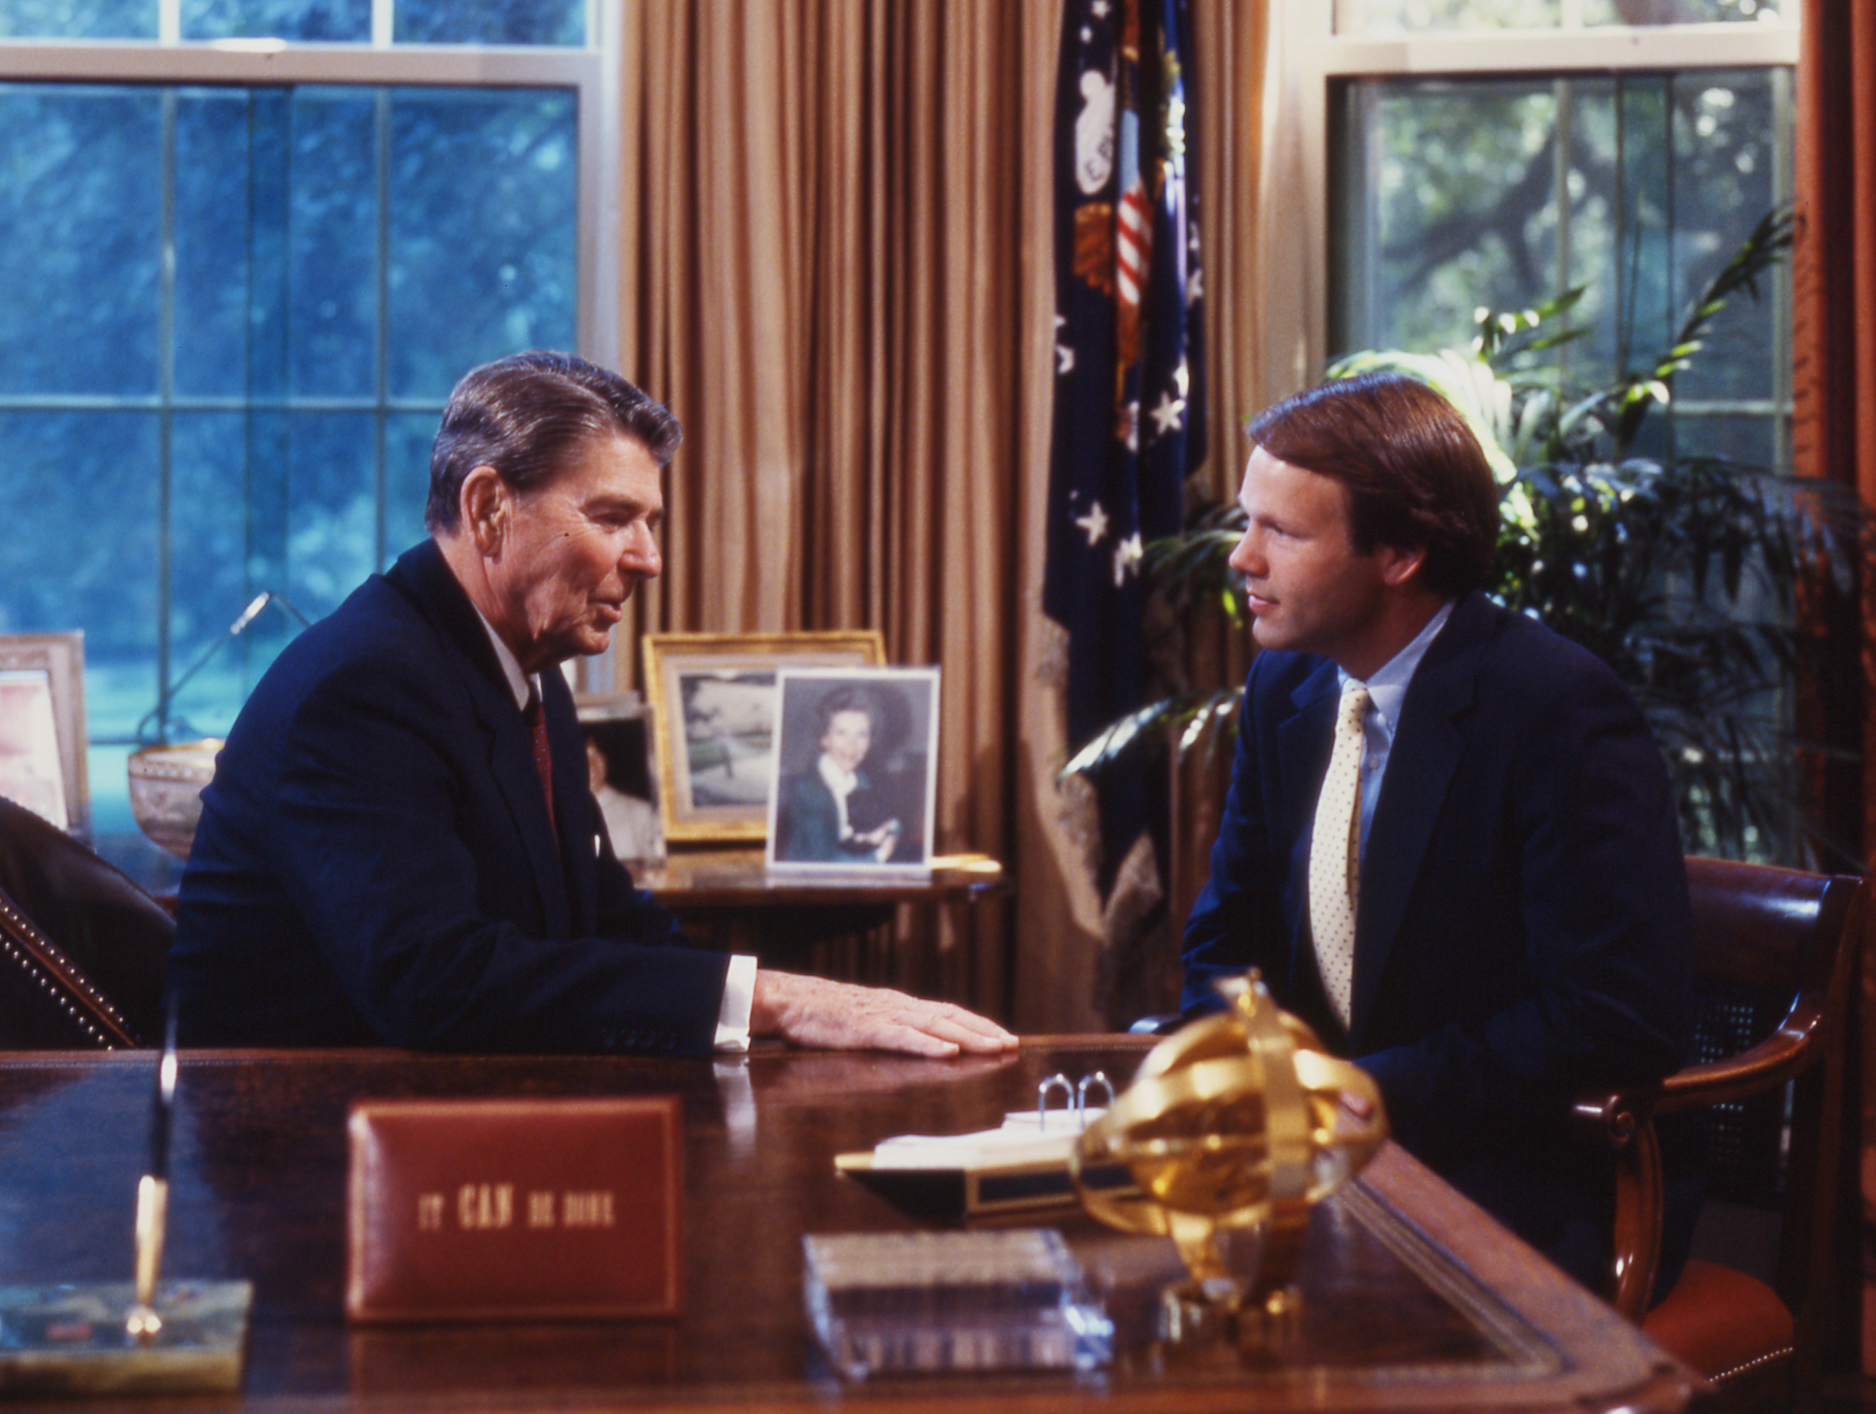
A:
[1069, 972, 1387, 1342]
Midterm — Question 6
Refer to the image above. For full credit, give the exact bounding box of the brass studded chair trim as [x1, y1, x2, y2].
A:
[0, 883, 140, 1048]
[0, 793, 174, 1048]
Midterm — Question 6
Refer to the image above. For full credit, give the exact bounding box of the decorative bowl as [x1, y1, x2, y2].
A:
[127, 739, 222, 859]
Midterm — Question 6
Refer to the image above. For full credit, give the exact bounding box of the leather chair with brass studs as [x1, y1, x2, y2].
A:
[0, 793, 173, 1048]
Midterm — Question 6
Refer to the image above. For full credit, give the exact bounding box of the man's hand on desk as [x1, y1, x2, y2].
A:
[750, 971, 1018, 1057]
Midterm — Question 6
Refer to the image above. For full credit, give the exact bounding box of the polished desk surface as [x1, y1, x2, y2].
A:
[0, 1039, 1702, 1413]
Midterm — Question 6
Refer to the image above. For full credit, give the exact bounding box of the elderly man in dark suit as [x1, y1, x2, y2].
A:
[168, 351, 1014, 1060]
[1180, 371, 1694, 1293]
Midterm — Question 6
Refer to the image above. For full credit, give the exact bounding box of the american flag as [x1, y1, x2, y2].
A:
[1044, 0, 1205, 892]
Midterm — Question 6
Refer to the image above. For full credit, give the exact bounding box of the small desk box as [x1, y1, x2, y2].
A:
[346, 1096, 683, 1323]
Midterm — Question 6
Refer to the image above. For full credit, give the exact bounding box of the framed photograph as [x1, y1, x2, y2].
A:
[575, 692, 665, 867]
[765, 666, 940, 880]
[0, 632, 86, 833]
[643, 631, 885, 844]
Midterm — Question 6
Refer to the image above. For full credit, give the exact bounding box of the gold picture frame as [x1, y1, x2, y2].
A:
[642, 631, 885, 844]
[0, 632, 87, 834]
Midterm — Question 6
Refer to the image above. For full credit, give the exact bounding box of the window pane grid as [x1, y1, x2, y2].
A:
[0, 0, 615, 844]
[0, 73, 577, 837]
[5, 0, 583, 45]
[1337, 0, 1792, 33]
[0, 395, 449, 413]
[1335, 70, 1791, 419]
[1332, 55, 1797, 861]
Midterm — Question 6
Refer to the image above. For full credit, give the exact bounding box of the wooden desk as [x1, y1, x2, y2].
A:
[638, 849, 1008, 995]
[0, 1040, 1703, 1413]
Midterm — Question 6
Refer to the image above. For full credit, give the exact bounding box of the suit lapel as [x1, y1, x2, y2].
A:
[1280, 662, 1341, 797]
[1348, 594, 1492, 1038]
[1280, 661, 1341, 1006]
[500, 693, 573, 936]
[539, 665, 599, 935]
[386, 542, 574, 936]
[464, 662, 572, 939]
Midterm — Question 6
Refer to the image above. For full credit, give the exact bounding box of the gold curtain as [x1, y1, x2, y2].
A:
[615, 1, 1275, 1030]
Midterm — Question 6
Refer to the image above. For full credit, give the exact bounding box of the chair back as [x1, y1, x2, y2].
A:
[1681, 858, 1861, 1214]
[1580, 856, 1865, 1411]
[1678, 858, 1861, 1341]
[0, 796, 173, 1048]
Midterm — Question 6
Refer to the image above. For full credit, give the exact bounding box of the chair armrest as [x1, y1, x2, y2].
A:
[1576, 991, 1826, 1146]
[1571, 993, 1830, 1320]
[1570, 1086, 1663, 1319]
[1652, 1013, 1821, 1112]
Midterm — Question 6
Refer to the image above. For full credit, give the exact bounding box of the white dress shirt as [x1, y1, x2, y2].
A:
[1340, 600, 1456, 858]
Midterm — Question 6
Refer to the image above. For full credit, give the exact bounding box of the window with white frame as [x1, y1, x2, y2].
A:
[1283, 1, 1804, 858]
[0, 0, 617, 839]
[1285, 1, 1797, 407]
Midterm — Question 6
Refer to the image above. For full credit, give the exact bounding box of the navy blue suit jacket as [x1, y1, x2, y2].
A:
[1182, 591, 1694, 1288]
[168, 540, 730, 1054]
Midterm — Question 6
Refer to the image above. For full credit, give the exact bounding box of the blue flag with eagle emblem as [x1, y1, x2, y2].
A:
[1044, 0, 1204, 892]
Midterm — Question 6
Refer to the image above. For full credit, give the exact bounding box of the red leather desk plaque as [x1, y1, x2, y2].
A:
[345, 1096, 682, 1323]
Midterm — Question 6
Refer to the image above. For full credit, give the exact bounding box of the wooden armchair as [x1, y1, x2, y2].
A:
[0, 795, 173, 1048]
[1574, 856, 1866, 1412]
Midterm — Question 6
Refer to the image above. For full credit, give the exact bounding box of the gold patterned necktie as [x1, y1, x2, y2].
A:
[1309, 680, 1370, 1030]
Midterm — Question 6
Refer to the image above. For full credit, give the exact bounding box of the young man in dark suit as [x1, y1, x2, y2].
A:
[168, 351, 1014, 1060]
[1181, 371, 1694, 1292]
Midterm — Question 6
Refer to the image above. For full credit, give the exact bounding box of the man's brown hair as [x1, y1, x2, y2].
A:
[1248, 371, 1500, 597]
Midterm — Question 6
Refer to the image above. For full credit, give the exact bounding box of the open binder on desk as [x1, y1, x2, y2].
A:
[835, 1072, 1136, 1219]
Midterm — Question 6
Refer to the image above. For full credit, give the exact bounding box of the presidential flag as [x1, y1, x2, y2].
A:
[1044, 0, 1205, 890]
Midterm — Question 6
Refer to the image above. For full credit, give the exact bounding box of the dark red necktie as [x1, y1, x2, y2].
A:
[523, 689, 558, 849]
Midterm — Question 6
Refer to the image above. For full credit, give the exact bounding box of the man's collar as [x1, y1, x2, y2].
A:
[1340, 599, 1456, 733]
[472, 605, 536, 711]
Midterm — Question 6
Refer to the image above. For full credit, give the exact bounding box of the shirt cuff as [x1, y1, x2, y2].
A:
[714, 953, 757, 1052]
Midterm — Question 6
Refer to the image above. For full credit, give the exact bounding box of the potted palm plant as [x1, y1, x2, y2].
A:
[1068, 208, 1869, 867]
